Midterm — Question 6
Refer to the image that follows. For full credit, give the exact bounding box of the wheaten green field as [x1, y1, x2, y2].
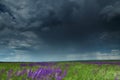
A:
[0, 61, 120, 80]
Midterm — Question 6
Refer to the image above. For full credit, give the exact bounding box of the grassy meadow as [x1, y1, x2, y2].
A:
[0, 60, 120, 80]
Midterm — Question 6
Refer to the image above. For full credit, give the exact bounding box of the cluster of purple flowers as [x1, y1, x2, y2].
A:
[27, 67, 67, 80]
[0, 62, 67, 80]
[19, 62, 67, 80]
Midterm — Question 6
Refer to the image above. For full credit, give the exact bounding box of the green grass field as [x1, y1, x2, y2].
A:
[0, 61, 120, 80]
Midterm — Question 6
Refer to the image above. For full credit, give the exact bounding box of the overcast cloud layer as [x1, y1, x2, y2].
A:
[0, 0, 120, 61]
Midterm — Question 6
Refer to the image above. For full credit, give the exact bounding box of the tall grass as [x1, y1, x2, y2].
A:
[0, 61, 120, 80]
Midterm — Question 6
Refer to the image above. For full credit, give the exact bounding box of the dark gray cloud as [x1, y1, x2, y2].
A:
[0, 0, 120, 55]
[100, 1, 120, 31]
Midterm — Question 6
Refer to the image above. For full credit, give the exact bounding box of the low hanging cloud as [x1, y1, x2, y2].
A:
[66, 50, 120, 60]
[0, 28, 48, 52]
[1, 50, 32, 62]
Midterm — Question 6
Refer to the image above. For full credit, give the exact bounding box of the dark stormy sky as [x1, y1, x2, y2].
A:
[0, 0, 120, 62]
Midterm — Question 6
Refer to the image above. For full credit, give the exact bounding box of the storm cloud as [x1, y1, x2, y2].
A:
[0, 0, 120, 61]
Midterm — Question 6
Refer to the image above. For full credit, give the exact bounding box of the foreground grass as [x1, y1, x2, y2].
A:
[0, 61, 120, 80]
